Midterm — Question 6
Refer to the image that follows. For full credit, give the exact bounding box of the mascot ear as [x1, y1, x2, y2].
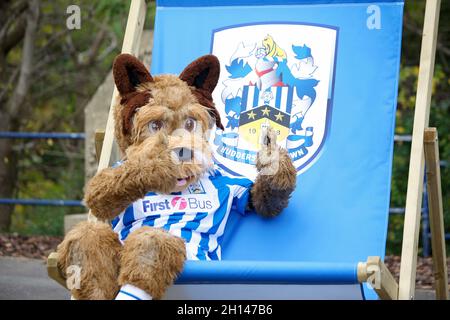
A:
[113, 54, 153, 96]
[180, 55, 223, 130]
[179, 55, 220, 94]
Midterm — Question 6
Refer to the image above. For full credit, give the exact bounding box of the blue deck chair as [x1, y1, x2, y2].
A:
[47, 0, 447, 300]
[152, 0, 405, 300]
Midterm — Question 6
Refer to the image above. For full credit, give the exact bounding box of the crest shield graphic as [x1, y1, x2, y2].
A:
[210, 23, 338, 180]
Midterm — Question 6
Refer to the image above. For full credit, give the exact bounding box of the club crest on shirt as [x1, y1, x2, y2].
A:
[187, 180, 206, 194]
[210, 23, 338, 179]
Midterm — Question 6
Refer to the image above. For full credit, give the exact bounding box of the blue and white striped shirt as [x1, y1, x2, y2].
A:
[111, 166, 253, 260]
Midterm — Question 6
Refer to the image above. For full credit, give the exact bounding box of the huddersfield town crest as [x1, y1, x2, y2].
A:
[210, 23, 338, 179]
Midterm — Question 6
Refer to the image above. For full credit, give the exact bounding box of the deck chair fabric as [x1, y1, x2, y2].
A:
[150, 0, 405, 300]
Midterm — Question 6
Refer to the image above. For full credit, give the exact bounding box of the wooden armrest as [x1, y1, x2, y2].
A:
[94, 130, 105, 164]
[357, 256, 398, 300]
[47, 252, 68, 289]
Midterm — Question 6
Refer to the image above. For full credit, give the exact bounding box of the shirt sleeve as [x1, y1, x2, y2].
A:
[231, 179, 253, 215]
[111, 160, 124, 168]
[213, 166, 254, 215]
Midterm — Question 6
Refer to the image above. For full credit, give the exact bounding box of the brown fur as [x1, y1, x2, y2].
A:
[191, 89, 223, 130]
[250, 128, 297, 217]
[57, 221, 186, 300]
[113, 53, 153, 96]
[179, 55, 223, 129]
[112, 55, 222, 154]
[118, 226, 186, 299]
[56, 221, 122, 300]
[179, 55, 220, 93]
[113, 76, 216, 154]
[120, 91, 152, 136]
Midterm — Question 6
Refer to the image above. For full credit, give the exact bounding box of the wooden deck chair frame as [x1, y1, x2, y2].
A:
[47, 0, 448, 300]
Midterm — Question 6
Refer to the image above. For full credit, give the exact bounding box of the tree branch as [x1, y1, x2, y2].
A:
[0, 15, 27, 55]
[0, 0, 28, 49]
[6, 0, 40, 119]
[0, 67, 19, 105]
[403, 14, 450, 57]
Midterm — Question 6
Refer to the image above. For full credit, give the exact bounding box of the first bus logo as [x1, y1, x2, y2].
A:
[171, 197, 187, 210]
[142, 196, 213, 213]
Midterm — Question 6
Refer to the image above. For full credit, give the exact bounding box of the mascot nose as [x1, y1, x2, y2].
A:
[173, 147, 193, 162]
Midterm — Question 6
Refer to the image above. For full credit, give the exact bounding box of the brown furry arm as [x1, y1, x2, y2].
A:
[84, 165, 149, 220]
[85, 136, 178, 220]
[250, 129, 297, 218]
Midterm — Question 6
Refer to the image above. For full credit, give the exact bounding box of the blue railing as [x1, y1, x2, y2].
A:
[0, 131, 447, 256]
[0, 199, 83, 206]
[0, 132, 85, 140]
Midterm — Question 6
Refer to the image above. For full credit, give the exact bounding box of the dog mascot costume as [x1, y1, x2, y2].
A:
[57, 54, 297, 300]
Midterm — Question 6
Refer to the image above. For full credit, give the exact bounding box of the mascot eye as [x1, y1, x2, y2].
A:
[148, 120, 164, 133]
[184, 117, 197, 132]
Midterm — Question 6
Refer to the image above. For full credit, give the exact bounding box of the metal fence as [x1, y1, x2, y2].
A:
[0, 131, 447, 256]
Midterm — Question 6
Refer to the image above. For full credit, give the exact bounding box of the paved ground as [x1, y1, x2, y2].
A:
[0, 256, 70, 300]
[0, 256, 445, 300]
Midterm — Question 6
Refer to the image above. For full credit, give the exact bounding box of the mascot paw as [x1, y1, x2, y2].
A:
[125, 133, 179, 194]
[256, 126, 282, 176]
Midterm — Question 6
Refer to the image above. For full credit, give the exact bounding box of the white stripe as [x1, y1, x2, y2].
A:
[150, 214, 172, 230]
[116, 284, 152, 300]
[186, 211, 214, 258]
[123, 219, 144, 242]
[169, 212, 199, 238]
[112, 213, 125, 235]
[131, 201, 146, 221]
[206, 177, 244, 255]
[281, 86, 289, 113]
[263, 87, 274, 108]
[246, 85, 255, 109]
[207, 196, 234, 255]
[233, 185, 248, 199]
[216, 246, 222, 259]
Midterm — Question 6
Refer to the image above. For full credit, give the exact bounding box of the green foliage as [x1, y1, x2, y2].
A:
[10, 139, 85, 236]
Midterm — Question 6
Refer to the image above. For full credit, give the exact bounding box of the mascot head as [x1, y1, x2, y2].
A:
[112, 54, 223, 192]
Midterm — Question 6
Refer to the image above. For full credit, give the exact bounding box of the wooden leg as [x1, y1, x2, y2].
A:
[424, 128, 448, 300]
[398, 0, 441, 300]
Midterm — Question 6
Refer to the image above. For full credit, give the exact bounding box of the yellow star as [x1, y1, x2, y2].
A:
[261, 107, 271, 116]
[247, 110, 256, 120]
[275, 112, 284, 122]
